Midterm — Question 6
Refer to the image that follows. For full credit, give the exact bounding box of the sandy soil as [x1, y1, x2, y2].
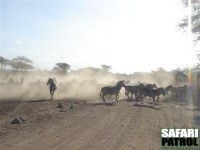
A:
[0, 98, 199, 150]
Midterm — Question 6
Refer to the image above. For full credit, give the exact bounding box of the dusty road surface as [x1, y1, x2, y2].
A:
[0, 99, 199, 150]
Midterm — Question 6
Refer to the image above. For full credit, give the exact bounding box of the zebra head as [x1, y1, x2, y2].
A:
[152, 83, 157, 89]
[116, 80, 126, 88]
[165, 85, 172, 92]
[161, 88, 165, 96]
[138, 83, 145, 87]
[47, 78, 54, 85]
[168, 85, 172, 88]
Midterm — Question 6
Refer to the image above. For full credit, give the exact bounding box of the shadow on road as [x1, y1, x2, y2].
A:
[132, 103, 161, 110]
[91, 102, 115, 106]
[28, 99, 49, 102]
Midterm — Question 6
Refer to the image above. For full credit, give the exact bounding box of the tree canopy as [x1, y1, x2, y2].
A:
[178, 0, 200, 43]
[0, 56, 9, 70]
[52, 63, 71, 74]
[10, 56, 34, 70]
[101, 65, 112, 72]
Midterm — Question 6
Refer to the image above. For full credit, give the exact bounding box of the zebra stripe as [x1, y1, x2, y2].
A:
[145, 83, 157, 89]
[47, 78, 57, 100]
[125, 85, 138, 100]
[136, 86, 165, 105]
[100, 80, 126, 102]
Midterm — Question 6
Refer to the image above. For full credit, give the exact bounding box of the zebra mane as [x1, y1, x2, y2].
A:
[48, 78, 53, 81]
[166, 85, 172, 88]
[47, 78, 55, 84]
[116, 80, 124, 85]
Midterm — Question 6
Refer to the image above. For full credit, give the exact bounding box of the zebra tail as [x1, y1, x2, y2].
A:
[100, 90, 102, 98]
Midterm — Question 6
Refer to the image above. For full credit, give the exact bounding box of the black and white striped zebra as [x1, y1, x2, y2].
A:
[47, 78, 57, 100]
[144, 83, 157, 101]
[100, 80, 126, 102]
[165, 85, 173, 99]
[125, 83, 145, 100]
[154, 87, 165, 103]
[145, 83, 157, 89]
[136, 86, 165, 105]
[125, 85, 138, 100]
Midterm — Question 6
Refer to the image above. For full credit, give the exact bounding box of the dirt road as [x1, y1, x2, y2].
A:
[0, 99, 199, 150]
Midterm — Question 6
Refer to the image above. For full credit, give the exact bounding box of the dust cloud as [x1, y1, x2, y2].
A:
[0, 68, 175, 101]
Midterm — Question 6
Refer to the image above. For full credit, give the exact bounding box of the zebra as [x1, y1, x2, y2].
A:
[145, 83, 157, 101]
[125, 83, 145, 103]
[165, 85, 173, 99]
[125, 83, 145, 101]
[145, 83, 157, 89]
[136, 86, 165, 105]
[100, 80, 126, 102]
[125, 85, 138, 100]
[165, 85, 172, 95]
[47, 78, 57, 100]
[154, 87, 165, 103]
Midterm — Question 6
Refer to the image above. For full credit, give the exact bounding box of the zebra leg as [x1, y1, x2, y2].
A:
[50, 93, 53, 100]
[153, 96, 156, 105]
[138, 95, 143, 104]
[116, 94, 119, 102]
[127, 92, 130, 100]
[125, 91, 130, 100]
[135, 94, 139, 102]
[157, 96, 159, 103]
[140, 96, 143, 104]
[51, 91, 54, 100]
[130, 93, 133, 100]
[49, 90, 52, 100]
[149, 97, 153, 104]
[102, 94, 106, 102]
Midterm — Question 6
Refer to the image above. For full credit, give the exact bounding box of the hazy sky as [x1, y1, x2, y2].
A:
[1, 0, 199, 73]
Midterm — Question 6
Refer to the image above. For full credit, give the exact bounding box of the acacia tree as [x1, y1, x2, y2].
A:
[178, 0, 200, 43]
[0, 56, 9, 70]
[101, 65, 112, 72]
[10, 56, 34, 70]
[52, 63, 71, 74]
[174, 68, 188, 85]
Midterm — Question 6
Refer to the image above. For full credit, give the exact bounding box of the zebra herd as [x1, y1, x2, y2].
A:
[99, 80, 190, 105]
[99, 81, 165, 105]
[46, 78, 192, 104]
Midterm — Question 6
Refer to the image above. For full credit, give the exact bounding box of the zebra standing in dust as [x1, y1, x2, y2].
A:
[154, 88, 166, 103]
[145, 83, 157, 101]
[136, 86, 165, 105]
[100, 80, 126, 102]
[165, 85, 173, 99]
[47, 78, 57, 100]
[125, 83, 146, 103]
[145, 83, 157, 89]
[125, 83, 145, 100]
[125, 85, 138, 100]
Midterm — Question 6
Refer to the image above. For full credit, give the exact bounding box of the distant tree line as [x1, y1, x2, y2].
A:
[0, 56, 34, 70]
[0, 56, 112, 75]
[1, 55, 199, 87]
